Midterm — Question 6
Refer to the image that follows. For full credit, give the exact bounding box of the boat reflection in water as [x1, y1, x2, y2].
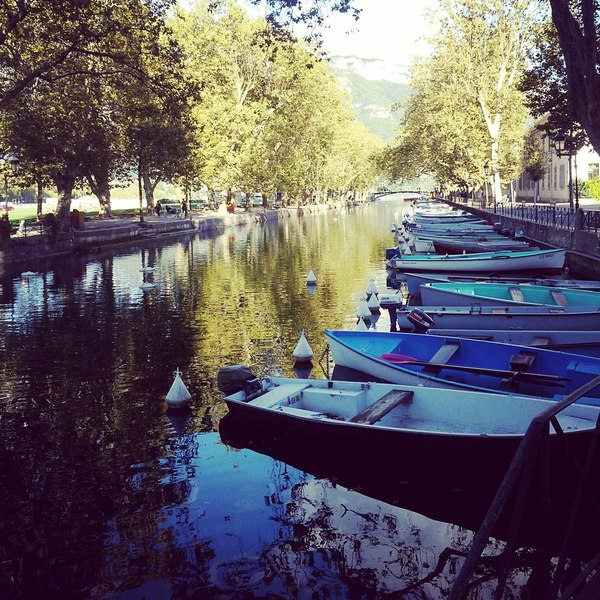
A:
[219, 413, 521, 598]
[219, 364, 600, 595]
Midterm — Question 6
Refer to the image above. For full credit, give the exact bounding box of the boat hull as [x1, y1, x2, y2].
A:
[387, 248, 566, 273]
[402, 273, 600, 297]
[420, 282, 600, 307]
[324, 329, 600, 403]
[222, 377, 598, 484]
[393, 305, 600, 332]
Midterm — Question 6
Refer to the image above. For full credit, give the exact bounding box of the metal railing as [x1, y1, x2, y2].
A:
[10, 218, 44, 237]
[494, 204, 600, 233]
[449, 376, 600, 599]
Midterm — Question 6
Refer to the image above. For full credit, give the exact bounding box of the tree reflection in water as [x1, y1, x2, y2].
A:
[88, 429, 527, 599]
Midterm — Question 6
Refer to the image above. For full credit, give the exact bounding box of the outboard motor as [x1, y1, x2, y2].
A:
[217, 365, 257, 395]
[407, 308, 435, 333]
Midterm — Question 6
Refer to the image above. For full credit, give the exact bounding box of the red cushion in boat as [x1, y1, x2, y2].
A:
[380, 353, 417, 363]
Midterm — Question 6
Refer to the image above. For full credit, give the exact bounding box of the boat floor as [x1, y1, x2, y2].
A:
[272, 403, 590, 436]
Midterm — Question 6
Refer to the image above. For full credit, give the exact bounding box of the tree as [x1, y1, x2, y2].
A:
[1, 1, 187, 224]
[385, 0, 531, 199]
[0, 1, 176, 111]
[249, 0, 360, 28]
[548, 0, 600, 156]
[520, 17, 588, 158]
[522, 128, 548, 203]
[440, 0, 535, 202]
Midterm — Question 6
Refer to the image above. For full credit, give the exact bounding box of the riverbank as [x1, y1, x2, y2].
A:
[0, 203, 336, 270]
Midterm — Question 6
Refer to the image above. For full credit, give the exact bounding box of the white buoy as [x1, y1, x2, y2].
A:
[367, 292, 380, 312]
[366, 278, 378, 298]
[293, 330, 314, 361]
[166, 368, 192, 409]
[306, 268, 317, 285]
[357, 299, 371, 318]
[140, 266, 154, 273]
[355, 317, 369, 331]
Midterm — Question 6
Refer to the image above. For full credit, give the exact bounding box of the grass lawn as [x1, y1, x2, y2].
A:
[4, 205, 140, 226]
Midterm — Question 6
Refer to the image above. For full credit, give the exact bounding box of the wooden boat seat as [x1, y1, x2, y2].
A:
[351, 390, 413, 425]
[509, 287, 524, 302]
[509, 351, 537, 372]
[250, 382, 310, 408]
[551, 290, 568, 306]
[422, 341, 462, 374]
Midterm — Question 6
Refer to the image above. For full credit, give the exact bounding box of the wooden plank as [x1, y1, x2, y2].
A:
[509, 287, 524, 302]
[351, 390, 413, 425]
[423, 341, 461, 373]
[551, 289, 568, 306]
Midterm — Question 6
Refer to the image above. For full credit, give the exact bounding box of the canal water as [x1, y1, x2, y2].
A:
[0, 196, 567, 599]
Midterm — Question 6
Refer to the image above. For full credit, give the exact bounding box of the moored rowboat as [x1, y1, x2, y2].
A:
[324, 329, 600, 404]
[386, 248, 566, 273]
[420, 281, 600, 307]
[220, 373, 600, 481]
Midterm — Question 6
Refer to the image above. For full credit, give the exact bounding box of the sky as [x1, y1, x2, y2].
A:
[319, 0, 440, 66]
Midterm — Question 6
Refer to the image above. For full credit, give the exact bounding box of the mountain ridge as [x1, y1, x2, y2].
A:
[327, 55, 411, 142]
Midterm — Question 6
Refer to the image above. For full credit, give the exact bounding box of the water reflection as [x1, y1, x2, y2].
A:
[0, 197, 589, 598]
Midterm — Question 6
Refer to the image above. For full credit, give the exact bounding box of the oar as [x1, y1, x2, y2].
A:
[388, 359, 571, 386]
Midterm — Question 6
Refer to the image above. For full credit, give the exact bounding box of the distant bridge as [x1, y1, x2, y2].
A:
[370, 190, 424, 200]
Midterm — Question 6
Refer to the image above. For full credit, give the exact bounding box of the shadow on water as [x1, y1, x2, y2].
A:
[2, 198, 599, 598]
[219, 396, 600, 564]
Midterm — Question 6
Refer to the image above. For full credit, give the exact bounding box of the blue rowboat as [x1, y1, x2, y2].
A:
[420, 281, 600, 307]
[324, 329, 600, 405]
[386, 248, 565, 273]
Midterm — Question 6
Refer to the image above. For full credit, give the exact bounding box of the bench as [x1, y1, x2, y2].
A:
[551, 290, 568, 306]
[423, 341, 461, 374]
[351, 390, 414, 425]
[249, 382, 310, 408]
[509, 287, 525, 302]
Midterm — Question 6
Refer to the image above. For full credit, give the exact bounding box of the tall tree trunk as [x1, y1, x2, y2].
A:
[54, 166, 77, 230]
[141, 166, 158, 210]
[36, 175, 44, 217]
[550, 0, 600, 156]
[86, 169, 112, 217]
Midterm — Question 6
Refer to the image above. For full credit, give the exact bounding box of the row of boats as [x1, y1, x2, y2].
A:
[219, 201, 600, 493]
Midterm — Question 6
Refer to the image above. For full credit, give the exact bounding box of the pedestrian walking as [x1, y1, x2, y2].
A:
[155, 200, 162, 216]
[181, 199, 188, 218]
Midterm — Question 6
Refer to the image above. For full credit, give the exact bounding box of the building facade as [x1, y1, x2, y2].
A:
[515, 132, 600, 204]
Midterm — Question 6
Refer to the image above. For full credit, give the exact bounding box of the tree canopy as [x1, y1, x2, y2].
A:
[1, 0, 383, 227]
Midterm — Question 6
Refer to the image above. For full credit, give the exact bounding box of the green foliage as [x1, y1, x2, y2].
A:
[521, 18, 588, 152]
[173, 0, 381, 198]
[585, 178, 600, 201]
[385, 0, 531, 192]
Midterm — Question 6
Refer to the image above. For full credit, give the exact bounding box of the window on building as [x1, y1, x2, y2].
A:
[559, 164, 565, 189]
[589, 163, 599, 179]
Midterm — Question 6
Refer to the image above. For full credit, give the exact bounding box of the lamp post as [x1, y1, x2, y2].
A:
[553, 132, 578, 211]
